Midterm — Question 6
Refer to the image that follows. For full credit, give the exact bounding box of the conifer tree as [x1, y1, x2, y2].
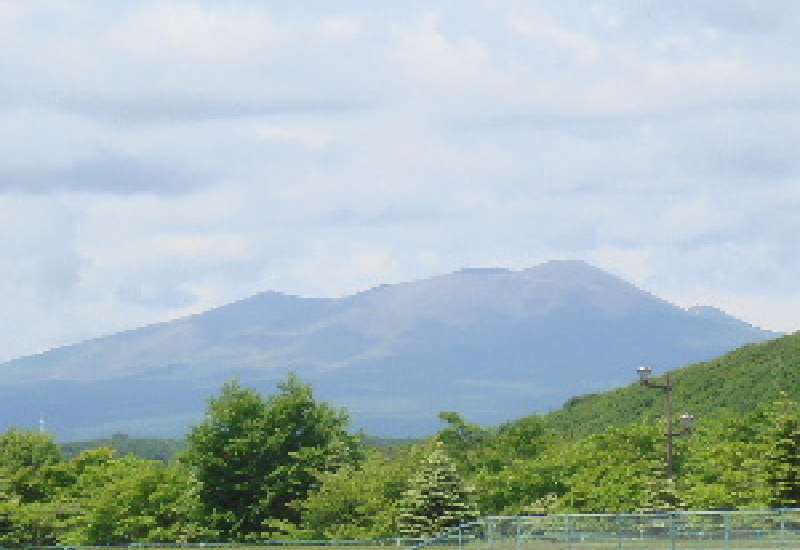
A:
[397, 441, 477, 538]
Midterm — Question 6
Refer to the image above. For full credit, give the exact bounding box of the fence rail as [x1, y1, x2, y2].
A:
[418, 510, 800, 550]
[7, 510, 800, 550]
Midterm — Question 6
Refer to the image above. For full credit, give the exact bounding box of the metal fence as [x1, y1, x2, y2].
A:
[417, 510, 800, 550]
[9, 511, 800, 550]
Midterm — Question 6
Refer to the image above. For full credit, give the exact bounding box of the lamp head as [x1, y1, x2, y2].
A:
[680, 413, 695, 430]
[637, 365, 653, 384]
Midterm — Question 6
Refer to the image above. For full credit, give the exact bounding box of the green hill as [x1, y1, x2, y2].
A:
[60, 434, 185, 462]
[541, 331, 800, 438]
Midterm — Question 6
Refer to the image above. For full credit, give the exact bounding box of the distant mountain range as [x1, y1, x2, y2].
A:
[0, 260, 780, 440]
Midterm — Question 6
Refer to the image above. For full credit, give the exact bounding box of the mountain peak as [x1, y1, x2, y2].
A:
[0, 261, 779, 439]
[454, 267, 513, 276]
[525, 259, 615, 278]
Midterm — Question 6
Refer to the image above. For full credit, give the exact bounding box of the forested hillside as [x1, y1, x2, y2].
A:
[5, 335, 800, 544]
[540, 331, 800, 438]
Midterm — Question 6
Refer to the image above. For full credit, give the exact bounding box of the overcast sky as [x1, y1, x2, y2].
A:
[1, 0, 799, 363]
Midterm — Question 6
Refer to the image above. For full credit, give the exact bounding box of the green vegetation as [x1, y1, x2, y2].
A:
[3, 332, 800, 545]
[542, 332, 800, 438]
[396, 441, 478, 537]
[60, 434, 185, 461]
[183, 376, 361, 539]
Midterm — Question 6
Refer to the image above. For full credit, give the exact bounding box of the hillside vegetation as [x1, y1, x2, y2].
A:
[4, 334, 800, 544]
[60, 434, 186, 462]
[541, 331, 800, 438]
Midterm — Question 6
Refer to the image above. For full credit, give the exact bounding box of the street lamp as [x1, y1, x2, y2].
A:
[637, 366, 694, 478]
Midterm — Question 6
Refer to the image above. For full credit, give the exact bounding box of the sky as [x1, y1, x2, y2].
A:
[1, 0, 799, 363]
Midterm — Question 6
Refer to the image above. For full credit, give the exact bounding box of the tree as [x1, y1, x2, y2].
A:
[436, 412, 489, 474]
[762, 395, 800, 507]
[551, 423, 678, 513]
[58, 452, 214, 545]
[397, 442, 477, 538]
[184, 375, 361, 540]
[0, 429, 65, 546]
[679, 409, 766, 509]
[0, 429, 63, 503]
[301, 446, 426, 539]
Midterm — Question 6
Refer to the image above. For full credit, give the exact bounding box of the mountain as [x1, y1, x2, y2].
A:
[542, 330, 800, 439]
[0, 260, 780, 440]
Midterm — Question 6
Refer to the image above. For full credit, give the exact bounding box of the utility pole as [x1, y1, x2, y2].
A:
[637, 367, 694, 478]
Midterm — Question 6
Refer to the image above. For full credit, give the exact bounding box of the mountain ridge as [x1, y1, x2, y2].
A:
[0, 260, 780, 439]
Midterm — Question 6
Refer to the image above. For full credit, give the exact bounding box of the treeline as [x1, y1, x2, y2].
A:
[60, 434, 186, 462]
[2, 375, 800, 545]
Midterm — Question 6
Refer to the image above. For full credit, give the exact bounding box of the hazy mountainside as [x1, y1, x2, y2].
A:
[541, 330, 800, 439]
[0, 260, 779, 440]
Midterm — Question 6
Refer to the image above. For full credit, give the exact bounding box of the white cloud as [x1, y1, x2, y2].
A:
[0, 0, 799, 364]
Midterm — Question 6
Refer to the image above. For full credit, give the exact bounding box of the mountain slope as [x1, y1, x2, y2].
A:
[0, 260, 779, 439]
[542, 330, 800, 438]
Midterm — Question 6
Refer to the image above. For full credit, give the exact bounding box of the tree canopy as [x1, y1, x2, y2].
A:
[183, 375, 361, 540]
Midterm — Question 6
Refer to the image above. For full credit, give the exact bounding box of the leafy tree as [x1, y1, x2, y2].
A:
[0, 429, 63, 503]
[0, 501, 64, 546]
[301, 446, 425, 539]
[0, 429, 66, 545]
[436, 412, 489, 473]
[493, 416, 548, 460]
[559, 423, 678, 513]
[679, 409, 767, 509]
[184, 375, 361, 540]
[474, 452, 561, 515]
[397, 442, 477, 538]
[58, 451, 214, 544]
[762, 395, 800, 507]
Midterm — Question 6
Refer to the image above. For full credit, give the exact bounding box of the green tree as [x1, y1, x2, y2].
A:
[0, 429, 63, 503]
[184, 375, 361, 540]
[0, 429, 66, 545]
[436, 412, 489, 474]
[397, 442, 477, 538]
[473, 439, 571, 515]
[679, 410, 766, 509]
[58, 451, 214, 545]
[301, 446, 425, 539]
[558, 423, 678, 513]
[762, 395, 800, 507]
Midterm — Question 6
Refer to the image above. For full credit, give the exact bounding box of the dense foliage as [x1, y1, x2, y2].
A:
[4, 334, 800, 544]
[60, 434, 185, 462]
[543, 332, 800, 438]
[183, 375, 362, 540]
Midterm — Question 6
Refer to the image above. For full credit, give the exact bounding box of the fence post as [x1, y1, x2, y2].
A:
[515, 517, 520, 550]
[670, 513, 676, 550]
[565, 515, 572, 550]
[458, 525, 462, 550]
[616, 514, 623, 550]
[723, 511, 730, 550]
[780, 508, 786, 549]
